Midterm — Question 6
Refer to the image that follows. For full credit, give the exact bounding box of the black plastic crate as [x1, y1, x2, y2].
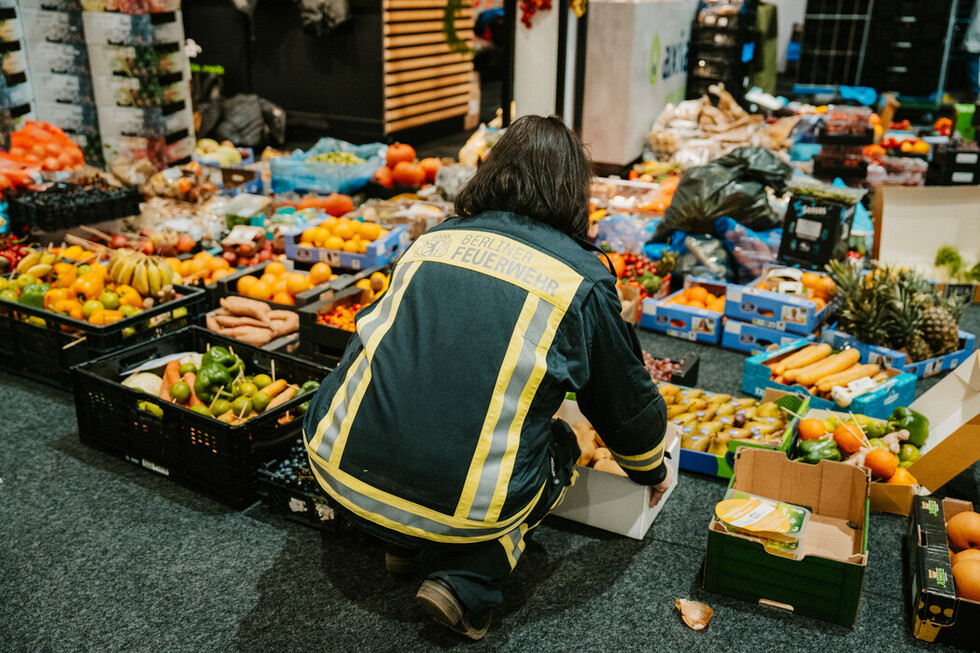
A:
[215, 260, 338, 312]
[6, 183, 142, 232]
[72, 326, 333, 508]
[875, 0, 949, 20]
[0, 283, 206, 388]
[812, 159, 868, 179]
[815, 127, 874, 146]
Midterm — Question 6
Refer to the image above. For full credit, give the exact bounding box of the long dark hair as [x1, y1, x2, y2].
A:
[454, 115, 592, 240]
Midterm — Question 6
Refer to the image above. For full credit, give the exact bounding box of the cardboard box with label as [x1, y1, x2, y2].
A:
[724, 266, 833, 335]
[906, 496, 980, 649]
[640, 278, 727, 345]
[819, 323, 976, 379]
[779, 194, 856, 271]
[550, 400, 680, 540]
[702, 448, 870, 627]
[722, 319, 815, 355]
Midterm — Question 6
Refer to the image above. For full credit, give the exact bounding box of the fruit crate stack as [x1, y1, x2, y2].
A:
[686, 0, 758, 102]
[0, 1, 36, 149]
[83, 1, 194, 170]
[18, 0, 101, 166]
[812, 105, 872, 180]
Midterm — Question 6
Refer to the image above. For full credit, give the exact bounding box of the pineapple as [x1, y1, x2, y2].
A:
[920, 304, 960, 357]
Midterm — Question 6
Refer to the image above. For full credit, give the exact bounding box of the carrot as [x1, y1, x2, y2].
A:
[816, 363, 882, 392]
[183, 372, 204, 406]
[266, 385, 298, 411]
[159, 359, 181, 401]
[773, 343, 832, 376]
[262, 378, 288, 398]
[794, 349, 862, 387]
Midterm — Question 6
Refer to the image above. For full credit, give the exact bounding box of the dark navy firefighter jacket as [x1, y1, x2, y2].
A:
[303, 211, 668, 545]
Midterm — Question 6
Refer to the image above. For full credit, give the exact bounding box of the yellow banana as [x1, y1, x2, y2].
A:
[132, 260, 149, 296]
[25, 264, 52, 279]
[15, 251, 40, 274]
[146, 261, 162, 298]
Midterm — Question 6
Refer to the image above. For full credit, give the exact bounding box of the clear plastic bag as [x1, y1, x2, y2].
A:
[270, 137, 385, 194]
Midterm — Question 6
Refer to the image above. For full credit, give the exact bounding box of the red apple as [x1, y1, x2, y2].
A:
[110, 234, 129, 249]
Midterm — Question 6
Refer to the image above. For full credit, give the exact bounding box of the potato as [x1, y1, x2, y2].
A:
[593, 458, 628, 477]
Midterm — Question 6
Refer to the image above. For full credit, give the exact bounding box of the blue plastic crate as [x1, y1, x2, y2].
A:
[818, 324, 976, 379]
[722, 319, 815, 355]
[270, 138, 385, 195]
[742, 340, 918, 420]
[724, 267, 831, 335]
[639, 278, 728, 344]
[283, 222, 410, 271]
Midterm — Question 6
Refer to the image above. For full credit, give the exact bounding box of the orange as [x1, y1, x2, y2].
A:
[272, 279, 288, 296]
[264, 261, 287, 277]
[865, 448, 899, 479]
[272, 291, 295, 305]
[800, 272, 821, 289]
[887, 467, 917, 486]
[833, 423, 864, 453]
[324, 235, 345, 251]
[709, 299, 726, 313]
[309, 227, 330, 246]
[186, 259, 208, 275]
[798, 418, 827, 441]
[237, 275, 259, 295]
[209, 257, 231, 272]
[704, 293, 717, 304]
[320, 216, 339, 232]
[285, 273, 312, 296]
[193, 251, 212, 264]
[358, 241, 368, 254]
[357, 222, 382, 241]
[687, 300, 706, 310]
[686, 286, 708, 303]
[165, 257, 183, 272]
[820, 277, 836, 298]
[343, 240, 360, 253]
[258, 272, 277, 286]
[333, 221, 355, 241]
[301, 227, 319, 243]
[247, 280, 273, 300]
[299, 241, 315, 248]
[211, 269, 232, 282]
[812, 297, 826, 311]
[309, 262, 332, 285]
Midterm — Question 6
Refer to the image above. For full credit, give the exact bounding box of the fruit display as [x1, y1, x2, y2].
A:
[765, 343, 887, 401]
[370, 143, 440, 190]
[0, 234, 38, 273]
[826, 261, 965, 362]
[948, 510, 980, 603]
[288, 193, 355, 218]
[206, 296, 299, 347]
[1, 247, 180, 325]
[195, 139, 246, 167]
[756, 267, 835, 312]
[659, 383, 790, 455]
[6, 181, 143, 232]
[166, 251, 234, 288]
[665, 284, 726, 314]
[315, 271, 390, 332]
[141, 161, 218, 202]
[880, 134, 930, 156]
[296, 216, 389, 255]
[0, 121, 86, 175]
[600, 249, 674, 300]
[794, 407, 928, 486]
[221, 227, 280, 268]
[306, 151, 364, 165]
[233, 261, 331, 306]
[120, 345, 320, 425]
[569, 420, 628, 476]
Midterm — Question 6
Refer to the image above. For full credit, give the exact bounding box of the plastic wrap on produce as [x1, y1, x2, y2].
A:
[270, 137, 385, 194]
[715, 217, 781, 284]
[595, 213, 659, 254]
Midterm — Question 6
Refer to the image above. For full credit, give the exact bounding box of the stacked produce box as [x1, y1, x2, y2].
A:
[19, 0, 101, 165]
[812, 106, 872, 180]
[686, 0, 757, 102]
[0, 1, 35, 148]
[83, 2, 193, 170]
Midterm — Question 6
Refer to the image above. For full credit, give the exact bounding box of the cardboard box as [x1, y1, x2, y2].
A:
[872, 185, 980, 304]
[742, 339, 917, 419]
[871, 352, 980, 516]
[639, 278, 727, 345]
[724, 265, 832, 335]
[619, 282, 641, 324]
[92, 72, 188, 108]
[779, 194, 856, 271]
[722, 319, 815, 355]
[818, 323, 976, 378]
[550, 400, 680, 539]
[97, 102, 193, 139]
[82, 10, 183, 46]
[702, 448, 870, 627]
[907, 496, 980, 649]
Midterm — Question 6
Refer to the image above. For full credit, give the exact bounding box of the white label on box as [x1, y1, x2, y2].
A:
[795, 218, 824, 240]
[954, 152, 979, 165]
[847, 377, 877, 392]
[924, 359, 942, 376]
[776, 281, 806, 296]
[781, 305, 807, 324]
[287, 497, 308, 514]
[727, 321, 742, 335]
[952, 171, 975, 183]
[728, 286, 742, 304]
[667, 329, 698, 341]
[141, 459, 170, 476]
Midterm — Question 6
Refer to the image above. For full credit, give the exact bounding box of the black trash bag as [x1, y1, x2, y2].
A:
[652, 146, 792, 242]
[213, 94, 286, 149]
[295, 0, 351, 36]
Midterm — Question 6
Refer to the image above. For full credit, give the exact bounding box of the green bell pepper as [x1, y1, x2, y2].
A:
[202, 346, 244, 375]
[19, 282, 49, 309]
[798, 437, 842, 464]
[194, 364, 235, 405]
[887, 406, 930, 448]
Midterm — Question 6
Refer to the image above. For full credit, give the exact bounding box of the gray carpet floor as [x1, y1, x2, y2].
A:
[2, 307, 978, 652]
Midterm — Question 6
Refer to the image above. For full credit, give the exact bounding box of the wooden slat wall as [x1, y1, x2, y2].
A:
[382, 0, 479, 134]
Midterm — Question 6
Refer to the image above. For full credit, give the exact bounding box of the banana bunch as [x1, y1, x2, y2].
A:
[14, 248, 58, 279]
[658, 383, 788, 456]
[108, 249, 175, 302]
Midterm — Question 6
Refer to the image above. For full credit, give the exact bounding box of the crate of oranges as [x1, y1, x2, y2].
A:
[284, 217, 410, 270]
[297, 270, 390, 358]
[725, 266, 834, 335]
[217, 260, 339, 310]
[639, 279, 728, 344]
[166, 251, 237, 305]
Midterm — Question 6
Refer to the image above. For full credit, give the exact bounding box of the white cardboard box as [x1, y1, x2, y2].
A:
[550, 400, 680, 539]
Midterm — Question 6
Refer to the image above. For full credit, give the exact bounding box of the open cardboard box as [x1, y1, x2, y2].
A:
[872, 351, 980, 515]
[550, 400, 680, 540]
[907, 496, 980, 649]
[873, 185, 980, 304]
[702, 448, 870, 627]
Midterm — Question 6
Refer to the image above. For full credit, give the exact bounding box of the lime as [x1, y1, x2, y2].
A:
[82, 299, 104, 319]
[170, 381, 191, 404]
[172, 307, 187, 318]
[0, 288, 19, 302]
[253, 374, 273, 389]
[231, 396, 252, 417]
[300, 380, 320, 394]
[237, 381, 258, 397]
[98, 290, 120, 310]
[190, 404, 211, 416]
[868, 438, 886, 450]
[178, 362, 197, 376]
[251, 391, 271, 412]
[138, 401, 164, 419]
[296, 401, 310, 415]
[120, 304, 141, 317]
[15, 274, 37, 289]
[77, 264, 91, 275]
[898, 460, 914, 469]
[899, 443, 920, 463]
[211, 399, 232, 417]
[122, 326, 137, 338]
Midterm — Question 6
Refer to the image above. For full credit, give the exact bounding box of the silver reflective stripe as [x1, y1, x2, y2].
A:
[308, 457, 534, 541]
[611, 446, 665, 472]
[506, 527, 525, 563]
[466, 298, 556, 521]
[315, 353, 368, 463]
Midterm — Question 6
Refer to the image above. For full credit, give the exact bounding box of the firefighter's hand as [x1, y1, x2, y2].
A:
[649, 465, 674, 507]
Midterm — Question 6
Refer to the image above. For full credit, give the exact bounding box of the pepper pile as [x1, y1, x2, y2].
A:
[0, 234, 34, 273]
[317, 302, 363, 332]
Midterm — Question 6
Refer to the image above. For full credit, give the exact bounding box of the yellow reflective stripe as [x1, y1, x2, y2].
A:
[401, 230, 583, 311]
[616, 454, 664, 472]
[483, 305, 565, 523]
[613, 441, 665, 462]
[455, 294, 541, 519]
[309, 350, 366, 453]
[516, 523, 529, 555]
[328, 261, 422, 466]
